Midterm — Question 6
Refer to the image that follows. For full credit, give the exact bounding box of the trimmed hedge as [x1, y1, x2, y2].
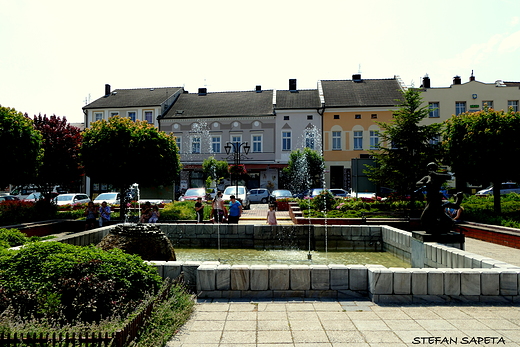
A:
[0, 242, 162, 324]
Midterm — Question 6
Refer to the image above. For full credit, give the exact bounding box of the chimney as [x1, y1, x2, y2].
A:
[352, 74, 362, 82]
[469, 70, 475, 81]
[256, 85, 262, 93]
[453, 76, 461, 85]
[105, 84, 111, 96]
[422, 75, 431, 88]
[198, 88, 207, 96]
[289, 79, 297, 92]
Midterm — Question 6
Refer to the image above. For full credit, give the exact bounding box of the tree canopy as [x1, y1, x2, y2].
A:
[367, 89, 443, 197]
[32, 114, 83, 197]
[0, 106, 43, 188]
[282, 147, 324, 194]
[202, 156, 229, 186]
[442, 106, 520, 213]
[81, 117, 181, 214]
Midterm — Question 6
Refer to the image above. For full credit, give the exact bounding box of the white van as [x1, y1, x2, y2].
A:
[222, 186, 250, 210]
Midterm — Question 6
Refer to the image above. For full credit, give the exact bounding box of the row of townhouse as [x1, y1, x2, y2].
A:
[83, 72, 520, 197]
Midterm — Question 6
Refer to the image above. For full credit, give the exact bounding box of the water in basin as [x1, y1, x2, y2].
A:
[175, 248, 410, 267]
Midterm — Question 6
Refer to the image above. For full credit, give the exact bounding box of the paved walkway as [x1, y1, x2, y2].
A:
[168, 213, 520, 346]
[239, 203, 293, 225]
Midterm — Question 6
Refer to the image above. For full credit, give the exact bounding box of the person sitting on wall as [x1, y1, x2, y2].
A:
[148, 204, 160, 223]
[84, 201, 98, 230]
[99, 201, 111, 227]
[140, 201, 152, 223]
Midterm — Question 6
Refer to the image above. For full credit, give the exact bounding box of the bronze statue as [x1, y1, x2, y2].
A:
[416, 162, 462, 235]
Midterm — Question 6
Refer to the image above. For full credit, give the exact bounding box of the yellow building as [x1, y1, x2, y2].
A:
[319, 75, 406, 189]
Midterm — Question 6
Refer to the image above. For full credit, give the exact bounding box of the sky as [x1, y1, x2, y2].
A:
[1, 0, 520, 124]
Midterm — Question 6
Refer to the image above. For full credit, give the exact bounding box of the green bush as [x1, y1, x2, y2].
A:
[0, 242, 162, 323]
[160, 201, 213, 220]
[311, 190, 336, 211]
[461, 193, 520, 228]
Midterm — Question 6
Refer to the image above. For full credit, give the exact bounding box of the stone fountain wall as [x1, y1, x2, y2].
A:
[46, 224, 520, 303]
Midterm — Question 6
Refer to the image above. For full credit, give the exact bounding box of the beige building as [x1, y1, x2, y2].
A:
[419, 73, 520, 127]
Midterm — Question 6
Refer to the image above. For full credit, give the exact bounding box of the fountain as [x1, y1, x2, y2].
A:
[97, 223, 176, 261]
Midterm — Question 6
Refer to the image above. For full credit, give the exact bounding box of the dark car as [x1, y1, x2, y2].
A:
[330, 189, 349, 197]
[0, 195, 19, 202]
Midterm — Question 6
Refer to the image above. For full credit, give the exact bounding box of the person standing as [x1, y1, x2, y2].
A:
[195, 197, 204, 223]
[99, 201, 111, 227]
[227, 195, 242, 224]
[266, 204, 277, 225]
[212, 191, 227, 223]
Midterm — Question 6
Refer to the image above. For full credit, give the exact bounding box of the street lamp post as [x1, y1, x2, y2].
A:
[224, 141, 250, 197]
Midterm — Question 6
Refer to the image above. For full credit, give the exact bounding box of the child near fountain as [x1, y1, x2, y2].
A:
[266, 204, 277, 225]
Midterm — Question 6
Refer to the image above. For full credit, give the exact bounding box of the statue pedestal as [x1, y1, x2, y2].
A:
[410, 231, 465, 268]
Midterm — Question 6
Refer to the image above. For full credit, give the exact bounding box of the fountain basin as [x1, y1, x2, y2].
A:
[46, 224, 520, 303]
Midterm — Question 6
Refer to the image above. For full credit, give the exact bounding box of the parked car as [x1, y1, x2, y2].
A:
[248, 188, 270, 203]
[94, 192, 121, 205]
[222, 185, 250, 209]
[330, 188, 349, 197]
[307, 188, 325, 198]
[23, 192, 59, 202]
[271, 189, 293, 200]
[53, 193, 91, 206]
[179, 188, 207, 201]
[476, 182, 520, 196]
[0, 195, 19, 202]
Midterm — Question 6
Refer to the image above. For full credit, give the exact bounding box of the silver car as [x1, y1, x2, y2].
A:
[248, 188, 270, 203]
[54, 193, 91, 206]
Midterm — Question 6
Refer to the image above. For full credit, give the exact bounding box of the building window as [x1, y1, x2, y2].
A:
[508, 100, 519, 112]
[334, 115, 340, 119]
[332, 131, 341, 150]
[282, 131, 291, 151]
[191, 137, 201, 154]
[110, 112, 119, 118]
[429, 102, 439, 118]
[252, 135, 262, 153]
[370, 130, 379, 149]
[482, 101, 493, 109]
[176, 136, 182, 153]
[284, 116, 289, 120]
[127, 111, 136, 121]
[211, 136, 221, 153]
[305, 131, 315, 150]
[230, 135, 242, 153]
[455, 102, 466, 115]
[144, 111, 153, 123]
[355, 114, 361, 119]
[307, 115, 313, 120]
[94, 112, 103, 122]
[371, 114, 377, 119]
[354, 131, 363, 150]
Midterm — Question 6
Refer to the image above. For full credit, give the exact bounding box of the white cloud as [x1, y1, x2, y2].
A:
[498, 30, 520, 53]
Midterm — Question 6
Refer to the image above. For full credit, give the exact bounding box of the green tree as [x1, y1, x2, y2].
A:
[0, 106, 43, 188]
[81, 116, 181, 217]
[32, 114, 83, 199]
[367, 89, 443, 197]
[443, 106, 520, 214]
[202, 156, 229, 187]
[282, 148, 324, 194]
